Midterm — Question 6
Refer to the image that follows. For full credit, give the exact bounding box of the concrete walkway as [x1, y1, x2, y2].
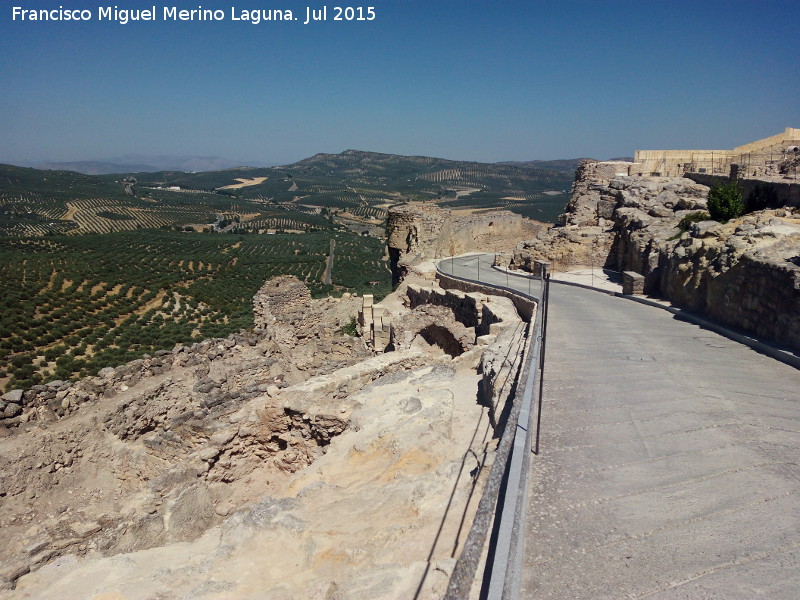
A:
[522, 283, 800, 599]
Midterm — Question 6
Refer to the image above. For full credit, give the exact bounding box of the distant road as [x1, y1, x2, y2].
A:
[440, 253, 542, 298]
[323, 238, 335, 285]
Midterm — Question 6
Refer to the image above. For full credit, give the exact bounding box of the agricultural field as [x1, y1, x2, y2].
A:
[0, 229, 391, 392]
[1, 151, 574, 238]
[0, 165, 330, 237]
[0, 150, 578, 392]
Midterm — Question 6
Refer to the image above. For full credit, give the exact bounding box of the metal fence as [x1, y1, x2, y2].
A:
[435, 254, 550, 600]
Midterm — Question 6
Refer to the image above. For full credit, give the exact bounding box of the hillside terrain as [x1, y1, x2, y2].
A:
[0, 230, 390, 392]
[1, 150, 573, 238]
[0, 148, 565, 393]
[0, 273, 528, 599]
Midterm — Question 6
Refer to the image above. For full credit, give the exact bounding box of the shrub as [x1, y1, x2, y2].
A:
[707, 181, 744, 223]
[678, 211, 711, 232]
[341, 315, 358, 336]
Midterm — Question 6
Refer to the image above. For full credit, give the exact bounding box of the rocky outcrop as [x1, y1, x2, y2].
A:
[0, 274, 530, 599]
[559, 160, 635, 227]
[514, 160, 800, 351]
[387, 203, 538, 284]
[600, 177, 800, 350]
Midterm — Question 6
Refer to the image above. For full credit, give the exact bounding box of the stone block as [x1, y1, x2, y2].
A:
[2, 390, 23, 404]
[533, 260, 551, 278]
[622, 271, 645, 295]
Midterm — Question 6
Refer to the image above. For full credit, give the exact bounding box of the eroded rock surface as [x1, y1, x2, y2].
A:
[0, 274, 529, 599]
[386, 203, 541, 284]
[513, 160, 800, 350]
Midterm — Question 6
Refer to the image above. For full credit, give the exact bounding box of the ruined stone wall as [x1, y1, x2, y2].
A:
[685, 173, 800, 207]
[657, 222, 800, 350]
[252, 275, 312, 329]
[406, 284, 484, 328]
[386, 203, 532, 284]
[405, 282, 529, 433]
[432, 272, 536, 323]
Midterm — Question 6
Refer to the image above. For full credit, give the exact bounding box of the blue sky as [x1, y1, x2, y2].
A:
[1, 0, 798, 166]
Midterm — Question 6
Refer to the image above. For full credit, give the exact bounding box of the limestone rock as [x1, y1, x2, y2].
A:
[2, 390, 23, 405]
[516, 159, 800, 351]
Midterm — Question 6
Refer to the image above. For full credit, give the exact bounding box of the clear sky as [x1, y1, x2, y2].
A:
[1, 0, 798, 166]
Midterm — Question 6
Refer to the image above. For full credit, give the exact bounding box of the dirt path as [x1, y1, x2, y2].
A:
[322, 239, 335, 285]
[62, 202, 78, 221]
[217, 177, 269, 190]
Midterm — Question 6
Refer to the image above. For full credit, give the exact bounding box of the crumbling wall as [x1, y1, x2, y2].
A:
[405, 281, 531, 433]
[390, 305, 475, 356]
[406, 284, 484, 327]
[253, 274, 313, 329]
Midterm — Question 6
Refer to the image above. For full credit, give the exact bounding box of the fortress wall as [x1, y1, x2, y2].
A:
[686, 173, 800, 207]
[631, 150, 735, 176]
[733, 127, 800, 153]
[632, 128, 800, 177]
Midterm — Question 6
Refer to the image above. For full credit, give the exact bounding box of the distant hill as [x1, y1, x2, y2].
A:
[37, 155, 253, 175]
[37, 161, 162, 175]
[275, 149, 574, 221]
[1, 149, 578, 236]
[499, 158, 590, 173]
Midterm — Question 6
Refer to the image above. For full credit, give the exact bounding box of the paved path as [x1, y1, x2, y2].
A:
[521, 282, 800, 599]
[441, 254, 544, 298]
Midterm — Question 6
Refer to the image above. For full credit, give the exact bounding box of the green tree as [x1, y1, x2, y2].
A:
[707, 181, 744, 223]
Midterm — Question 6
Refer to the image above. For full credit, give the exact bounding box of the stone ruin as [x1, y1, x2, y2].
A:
[0, 270, 533, 599]
[357, 294, 392, 352]
[252, 274, 312, 330]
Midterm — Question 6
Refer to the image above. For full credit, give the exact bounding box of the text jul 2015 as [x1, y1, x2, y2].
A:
[11, 6, 378, 25]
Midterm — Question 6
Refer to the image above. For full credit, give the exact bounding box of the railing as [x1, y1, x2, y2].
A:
[434, 254, 550, 600]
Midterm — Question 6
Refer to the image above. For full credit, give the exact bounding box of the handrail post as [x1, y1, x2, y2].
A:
[534, 273, 550, 455]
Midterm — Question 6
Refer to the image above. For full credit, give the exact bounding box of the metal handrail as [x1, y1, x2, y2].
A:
[434, 256, 548, 600]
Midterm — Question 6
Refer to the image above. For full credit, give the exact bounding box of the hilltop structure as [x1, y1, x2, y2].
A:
[630, 127, 800, 177]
